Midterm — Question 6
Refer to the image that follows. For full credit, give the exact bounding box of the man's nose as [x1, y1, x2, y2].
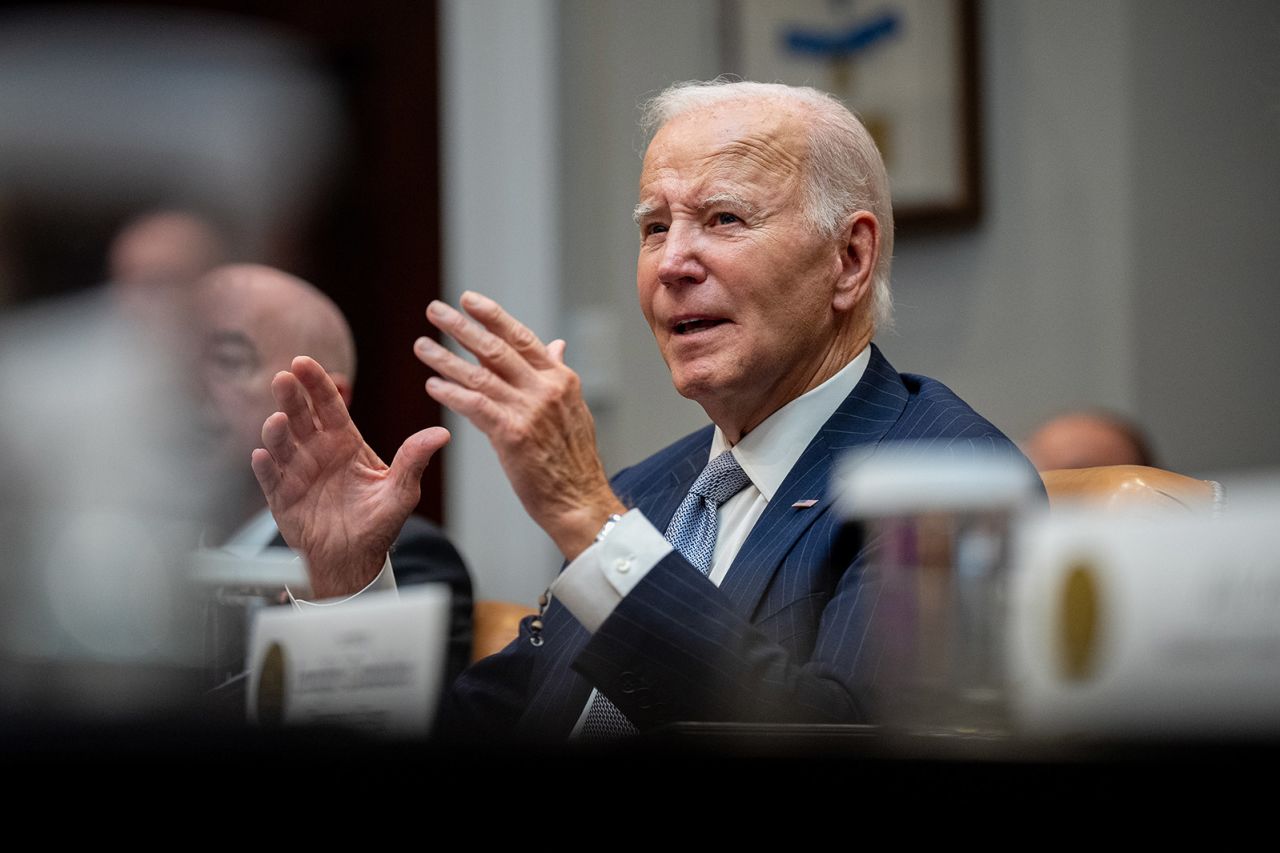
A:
[656, 224, 707, 286]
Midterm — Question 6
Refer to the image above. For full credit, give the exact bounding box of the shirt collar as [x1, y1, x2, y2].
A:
[709, 346, 871, 501]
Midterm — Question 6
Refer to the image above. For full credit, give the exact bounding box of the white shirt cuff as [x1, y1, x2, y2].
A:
[550, 509, 672, 633]
[286, 554, 398, 610]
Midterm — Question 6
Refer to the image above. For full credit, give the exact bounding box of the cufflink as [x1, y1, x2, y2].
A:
[595, 513, 624, 542]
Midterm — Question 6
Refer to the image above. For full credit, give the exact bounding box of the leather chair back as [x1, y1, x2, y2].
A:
[1040, 464, 1224, 516]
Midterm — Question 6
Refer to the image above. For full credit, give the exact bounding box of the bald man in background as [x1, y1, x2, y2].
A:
[194, 264, 473, 681]
[1024, 410, 1156, 472]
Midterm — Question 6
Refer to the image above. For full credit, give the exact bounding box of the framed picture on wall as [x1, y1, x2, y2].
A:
[722, 0, 982, 231]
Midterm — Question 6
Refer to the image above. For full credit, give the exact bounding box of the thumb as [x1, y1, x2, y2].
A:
[390, 426, 451, 492]
[548, 339, 567, 364]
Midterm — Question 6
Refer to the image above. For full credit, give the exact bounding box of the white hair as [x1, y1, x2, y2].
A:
[641, 79, 894, 330]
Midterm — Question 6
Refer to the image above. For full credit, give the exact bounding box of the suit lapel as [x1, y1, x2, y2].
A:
[718, 345, 910, 620]
[610, 425, 714, 532]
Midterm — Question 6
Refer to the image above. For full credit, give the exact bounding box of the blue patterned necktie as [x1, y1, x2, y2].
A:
[578, 450, 752, 739]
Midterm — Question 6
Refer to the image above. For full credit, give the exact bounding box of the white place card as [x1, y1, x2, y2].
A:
[1009, 500, 1280, 738]
[246, 585, 451, 737]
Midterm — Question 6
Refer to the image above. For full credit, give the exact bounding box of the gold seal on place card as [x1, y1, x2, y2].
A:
[256, 642, 287, 727]
[1059, 560, 1102, 682]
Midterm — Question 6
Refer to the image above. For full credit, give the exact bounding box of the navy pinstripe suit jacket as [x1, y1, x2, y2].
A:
[443, 344, 1032, 739]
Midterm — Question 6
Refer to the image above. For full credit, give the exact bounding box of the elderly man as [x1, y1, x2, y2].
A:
[195, 264, 473, 681]
[252, 80, 1030, 737]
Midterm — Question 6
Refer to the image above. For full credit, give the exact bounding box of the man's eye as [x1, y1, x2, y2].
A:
[714, 212, 740, 226]
[205, 349, 255, 376]
[644, 223, 668, 236]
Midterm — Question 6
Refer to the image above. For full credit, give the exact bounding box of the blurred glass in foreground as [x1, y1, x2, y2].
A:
[0, 5, 344, 725]
[0, 288, 227, 719]
[0, 5, 342, 305]
[837, 445, 1041, 737]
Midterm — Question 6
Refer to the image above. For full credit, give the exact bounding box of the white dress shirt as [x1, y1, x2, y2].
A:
[551, 346, 870, 632]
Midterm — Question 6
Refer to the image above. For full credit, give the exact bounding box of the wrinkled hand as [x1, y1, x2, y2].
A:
[250, 356, 450, 599]
[415, 292, 624, 561]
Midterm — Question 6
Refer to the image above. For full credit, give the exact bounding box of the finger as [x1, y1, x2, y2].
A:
[547, 338, 567, 365]
[425, 300, 536, 383]
[389, 426, 451, 494]
[426, 299, 541, 383]
[250, 447, 282, 496]
[261, 411, 297, 466]
[291, 355, 352, 432]
[425, 376, 510, 437]
[270, 370, 317, 439]
[459, 291, 557, 370]
[413, 336, 519, 404]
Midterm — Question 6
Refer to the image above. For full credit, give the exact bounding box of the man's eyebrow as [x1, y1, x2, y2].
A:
[632, 193, 756, 225]
[699, 192, 756, 214]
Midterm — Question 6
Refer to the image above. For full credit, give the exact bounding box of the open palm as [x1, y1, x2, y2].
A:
[251, 356, 449, 599]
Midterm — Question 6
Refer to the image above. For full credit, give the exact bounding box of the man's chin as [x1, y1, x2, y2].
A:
[669, 370, 708, 401]
[670, 368, 735, 409]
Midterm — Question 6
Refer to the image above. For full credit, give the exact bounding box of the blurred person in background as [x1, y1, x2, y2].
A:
[106, 209, 231, 342]
[109, 208, 229, 291]
[1024, 410, 1157, 472]
[194, 264, 473, 683]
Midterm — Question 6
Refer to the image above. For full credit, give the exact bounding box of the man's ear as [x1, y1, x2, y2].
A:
[330, 373, 354, 408]
[832, 211, 879, 314]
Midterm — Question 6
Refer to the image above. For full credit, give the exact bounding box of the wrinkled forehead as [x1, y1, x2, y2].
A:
[639, 101, 810, 194]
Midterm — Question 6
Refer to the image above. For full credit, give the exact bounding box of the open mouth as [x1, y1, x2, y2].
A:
[673, 317, 729, 335]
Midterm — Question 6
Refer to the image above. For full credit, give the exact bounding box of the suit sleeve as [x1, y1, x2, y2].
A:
[569, 512, 882, 729]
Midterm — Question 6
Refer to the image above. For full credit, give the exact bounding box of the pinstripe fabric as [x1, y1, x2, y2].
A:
[442, 344, 1038, 739]
[579, 451, 751, 738]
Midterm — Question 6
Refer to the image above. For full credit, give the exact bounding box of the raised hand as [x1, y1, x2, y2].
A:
[250, 356, 450, 599]
[414, 292, 625, 561]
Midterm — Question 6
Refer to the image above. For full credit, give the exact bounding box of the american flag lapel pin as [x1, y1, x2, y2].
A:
[791, 499, 818, 508]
